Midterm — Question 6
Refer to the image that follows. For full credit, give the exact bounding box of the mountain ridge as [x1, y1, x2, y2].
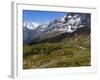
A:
[23, 12, 91, 45]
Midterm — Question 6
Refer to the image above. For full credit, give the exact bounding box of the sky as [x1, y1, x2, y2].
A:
[23, 10, 66, 24]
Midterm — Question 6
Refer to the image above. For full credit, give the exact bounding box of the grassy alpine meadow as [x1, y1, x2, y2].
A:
[23, 35, 91, 69]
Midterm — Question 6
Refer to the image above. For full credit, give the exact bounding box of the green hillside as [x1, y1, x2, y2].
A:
[23, 31, 91, 69]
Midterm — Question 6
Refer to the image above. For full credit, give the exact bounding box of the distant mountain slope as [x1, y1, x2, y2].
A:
[40, 26, 90, 43]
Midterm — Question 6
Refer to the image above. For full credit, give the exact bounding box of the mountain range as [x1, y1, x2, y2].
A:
[23, 12, 91, 45]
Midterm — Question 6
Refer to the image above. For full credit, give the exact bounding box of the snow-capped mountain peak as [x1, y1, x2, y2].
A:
[23, 21, 40, 30]
[60, 14, 67, 22]
[36, 24, 48, 31]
